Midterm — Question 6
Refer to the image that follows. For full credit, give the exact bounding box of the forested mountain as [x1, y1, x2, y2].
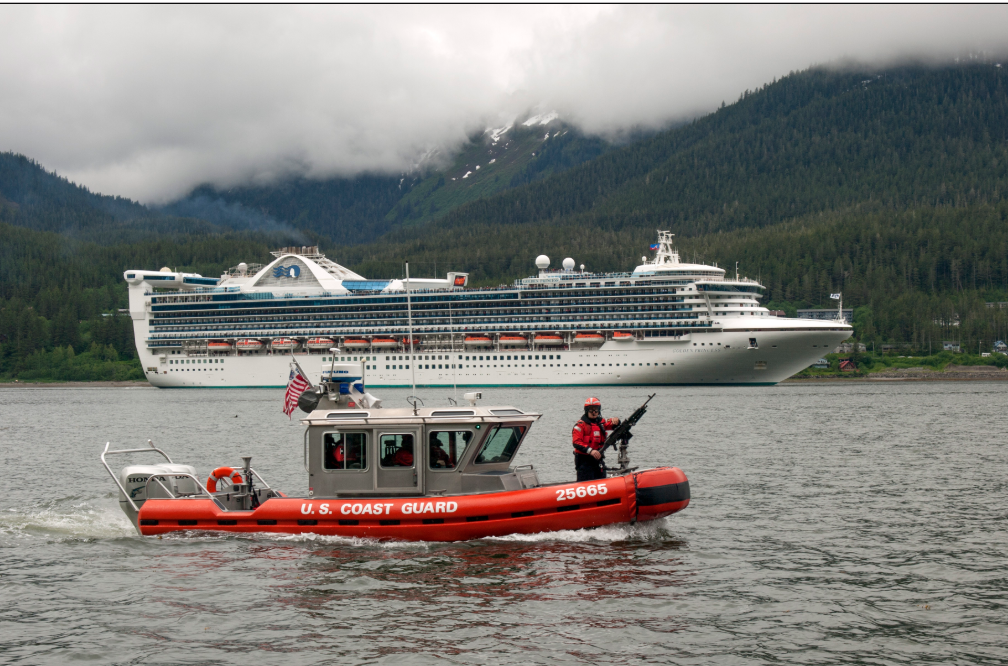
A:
[414, 64, 1007, 238]
[3, 61, 1008, 380]
[169, 117, 611, 245]
[0, 152, 310, 246]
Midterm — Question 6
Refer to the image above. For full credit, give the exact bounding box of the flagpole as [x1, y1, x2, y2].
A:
[406, 262, 416, 398]
[290, 349, 312, 387]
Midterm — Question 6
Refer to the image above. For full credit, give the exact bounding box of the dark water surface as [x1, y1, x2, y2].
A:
[1, 383, 1006, 665]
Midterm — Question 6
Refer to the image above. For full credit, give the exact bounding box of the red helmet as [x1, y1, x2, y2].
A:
[584, 397, 601, 409]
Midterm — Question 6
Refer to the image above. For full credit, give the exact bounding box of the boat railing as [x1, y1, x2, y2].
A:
[142, 468, 274, 511]
[100, 439, 174, 513]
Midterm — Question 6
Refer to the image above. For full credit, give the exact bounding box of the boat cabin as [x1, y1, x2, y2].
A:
[301, 406, 541, 498]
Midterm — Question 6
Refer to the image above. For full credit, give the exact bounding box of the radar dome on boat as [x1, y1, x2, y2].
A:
[535, 255, 550, 270]
[562, 257, 575, 271]
[160, 267, 171, 273]
[237, 262, 248, 276]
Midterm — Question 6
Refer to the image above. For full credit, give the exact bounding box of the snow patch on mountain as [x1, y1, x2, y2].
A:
[485, 124, 513, 144]
[523, 111, 558, 126]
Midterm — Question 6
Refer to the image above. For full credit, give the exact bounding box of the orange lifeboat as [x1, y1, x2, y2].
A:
[235, 339, 264, 352]
[499, 335, 528, 348]
[464, 336, 493, 348]
[574, 333, 605, 347]
[533, 334, 564, 347]
[207, 341, 233, 352]
[342, 338, 370, 349]
[305, 338, 335, 351]
[612, 331, 634, 340]
[371, 338, 399, 349]
[269, 338, 298, 351]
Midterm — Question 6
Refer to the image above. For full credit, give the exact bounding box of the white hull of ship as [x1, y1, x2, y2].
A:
[136, 322, 850, 388]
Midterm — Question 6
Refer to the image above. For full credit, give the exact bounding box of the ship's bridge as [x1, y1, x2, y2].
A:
[631, 230, 727, 279]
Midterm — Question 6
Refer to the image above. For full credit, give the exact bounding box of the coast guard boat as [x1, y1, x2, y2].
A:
[124, 231, 851, 387]
[102, 363, 689, 541]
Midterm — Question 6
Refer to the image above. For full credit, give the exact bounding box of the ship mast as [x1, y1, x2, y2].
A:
[406, 262, 416, 401]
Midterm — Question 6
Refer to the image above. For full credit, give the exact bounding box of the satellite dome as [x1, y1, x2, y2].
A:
[160, 266, 171, 273]
[562, 257, 575, 271]
[237, 262, 248, 276]
[535, 255, 550, 270]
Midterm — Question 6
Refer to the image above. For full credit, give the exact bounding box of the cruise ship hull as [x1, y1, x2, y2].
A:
[139, 323, 850, 388]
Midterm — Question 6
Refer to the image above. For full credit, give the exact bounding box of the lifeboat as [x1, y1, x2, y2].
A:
[207, 341, 233, 352]
[464, 336, 493, 348]
[102, 381, 689, 542]
[612, 331, 634, 340]
[574, 333, 605, 345]
[371, 338, 399, 349]
[269, 338, 298, 351]
[235, 339, 264, 351]
[534, 334, 564, 347]
[305, 338, 335, 350]
[342, 338, 370, 349]
[499, 335, 528, 348]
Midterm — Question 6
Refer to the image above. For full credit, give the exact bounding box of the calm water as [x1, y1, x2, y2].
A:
[1, 382, 1006, 665]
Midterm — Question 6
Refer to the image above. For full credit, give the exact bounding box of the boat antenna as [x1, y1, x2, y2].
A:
[449, 299, 457, 402]
[405, 261, 416, 408]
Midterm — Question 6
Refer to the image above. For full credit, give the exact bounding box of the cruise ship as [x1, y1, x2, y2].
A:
[125, 232, 851, 388]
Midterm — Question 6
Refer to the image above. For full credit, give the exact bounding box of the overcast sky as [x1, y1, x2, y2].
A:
[1, 5, 1006, 203]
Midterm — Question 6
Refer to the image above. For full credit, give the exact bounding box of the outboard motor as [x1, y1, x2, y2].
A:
[118, 463, 197, 529]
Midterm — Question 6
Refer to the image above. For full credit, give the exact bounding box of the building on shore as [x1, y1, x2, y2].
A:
[942, 341, 960, 352]
[833, 342, 866, 353]
[798, 308, 853, 324]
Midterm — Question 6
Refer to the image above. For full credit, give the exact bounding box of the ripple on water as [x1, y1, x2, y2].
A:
[0, 383, 1006, 664]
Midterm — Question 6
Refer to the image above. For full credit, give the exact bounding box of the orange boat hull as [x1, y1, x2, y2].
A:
[137, 467, 689, 541]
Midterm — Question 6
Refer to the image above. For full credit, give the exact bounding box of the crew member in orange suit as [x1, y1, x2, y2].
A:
[572, 397, 620, 481]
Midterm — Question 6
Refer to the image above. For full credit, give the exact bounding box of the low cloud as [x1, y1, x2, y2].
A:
[0, 5, 1005, 202]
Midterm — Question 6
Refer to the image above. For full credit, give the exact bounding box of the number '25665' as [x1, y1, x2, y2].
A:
[556, 484, 607, 501]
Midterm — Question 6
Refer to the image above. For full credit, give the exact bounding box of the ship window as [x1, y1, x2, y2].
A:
[323, 432, 368, 471]
[428, 430, 474, 470]
[475, 425, 527, 465]
[380, 434, 415, 468]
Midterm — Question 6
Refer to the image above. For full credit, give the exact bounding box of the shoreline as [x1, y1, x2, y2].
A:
[1, 375, 1005, 388]
[0, 381, 152, 388]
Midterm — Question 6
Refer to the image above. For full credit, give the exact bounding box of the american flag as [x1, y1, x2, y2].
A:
[283, 367, 311, 419]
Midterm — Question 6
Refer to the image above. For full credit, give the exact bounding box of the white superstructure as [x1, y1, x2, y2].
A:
[125, 234, 852, 387]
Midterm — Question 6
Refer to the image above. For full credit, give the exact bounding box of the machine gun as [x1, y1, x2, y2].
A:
[600, 393, 655, 475]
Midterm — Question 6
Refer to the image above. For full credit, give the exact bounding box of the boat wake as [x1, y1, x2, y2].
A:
[0, 498, 134, 541]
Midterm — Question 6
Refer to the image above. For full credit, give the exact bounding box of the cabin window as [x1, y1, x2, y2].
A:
[428, 430, 474, 470]
[474, 425, 527, 465]
[323, 432, 368, 471]
[380, 434, 415, 468]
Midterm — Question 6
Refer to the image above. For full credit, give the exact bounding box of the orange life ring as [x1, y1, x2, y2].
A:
[206, 466, 244, 493]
